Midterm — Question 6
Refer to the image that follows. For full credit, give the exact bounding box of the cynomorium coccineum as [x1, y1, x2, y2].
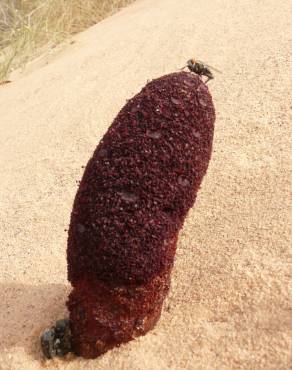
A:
[67, 72, 215, 358]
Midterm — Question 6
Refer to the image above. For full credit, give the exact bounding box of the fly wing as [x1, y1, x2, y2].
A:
[197, 60, 223, 73]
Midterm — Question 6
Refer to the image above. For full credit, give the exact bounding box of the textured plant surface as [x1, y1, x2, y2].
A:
[67, 72, 215, 358]
[0, 0, 134, 81]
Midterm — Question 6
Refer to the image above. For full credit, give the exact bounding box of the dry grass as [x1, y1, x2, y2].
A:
[0, 0, 134, 81]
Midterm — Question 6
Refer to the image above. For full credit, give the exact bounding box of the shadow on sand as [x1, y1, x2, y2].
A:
[0, 282, 71, 361]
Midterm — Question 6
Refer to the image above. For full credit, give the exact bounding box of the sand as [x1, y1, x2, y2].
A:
[0, 0, 291, 369]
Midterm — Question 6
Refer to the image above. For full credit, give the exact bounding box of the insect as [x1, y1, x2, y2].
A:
[181, 59, 221, 83]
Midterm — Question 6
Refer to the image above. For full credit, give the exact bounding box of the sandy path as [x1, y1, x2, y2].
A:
[0, 0, 291, 369]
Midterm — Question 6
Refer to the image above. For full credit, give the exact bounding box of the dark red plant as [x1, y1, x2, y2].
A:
[66, 72, 215, 358]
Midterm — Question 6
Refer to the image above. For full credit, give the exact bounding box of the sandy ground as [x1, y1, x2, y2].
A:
[0, 0, 291, 369]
